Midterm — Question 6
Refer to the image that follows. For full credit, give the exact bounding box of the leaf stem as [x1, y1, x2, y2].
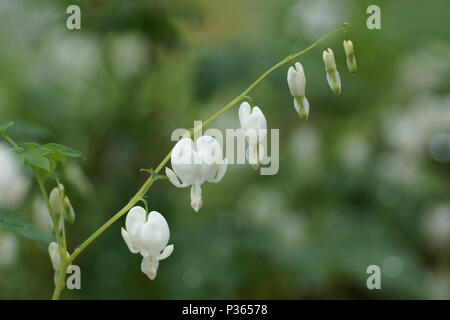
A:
[0, 134, 19, 149]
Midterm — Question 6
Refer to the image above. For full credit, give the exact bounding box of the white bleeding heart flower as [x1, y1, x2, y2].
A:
[238, 102, 267, 168]
[287, 62, 310, 120]
[165, 136, 227, 212]
[121, 207, 174, 280]
[323, 48, 341, 95]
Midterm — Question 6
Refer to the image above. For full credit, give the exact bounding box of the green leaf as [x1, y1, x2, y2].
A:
[25, 148, 51, 171]
[44, 143, 83, 158]
[52, 152, 67, 165]
[19, 142, 39, 148]
[32, 165, 52, 182]
[12, 147, 26, 166]
[0, 121, 15, 135]
[140, 168, 168, 181]
[0, 208, 53, 245]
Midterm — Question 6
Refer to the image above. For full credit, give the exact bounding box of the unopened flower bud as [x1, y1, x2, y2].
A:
[48, 241, 69, 272]
[287, 62, 310, 120]
[49, 186, 64, 216]
[343, 40, 357, 74]
[322, 48, 341, 95]
[63, 196, 76, 224]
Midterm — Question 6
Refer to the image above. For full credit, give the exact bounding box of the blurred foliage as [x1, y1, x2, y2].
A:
[0, 0, 449, 299]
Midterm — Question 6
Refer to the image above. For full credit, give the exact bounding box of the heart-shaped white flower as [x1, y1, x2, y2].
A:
[238, 102, 267, 168]
[121, 207, 174, 280]
[165, 136, 227, 212]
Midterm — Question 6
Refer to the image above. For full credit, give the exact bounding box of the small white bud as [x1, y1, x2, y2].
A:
[48, 241, 69, 271]
[323, 48, 341, 95]
[323, 48, 337, 72]
[63, 196, 76, 224]
[287, 62, 306, 97]
[287, 62, 310, 120]
[343, 40, 357, 74]
[49, 187, 64, 216]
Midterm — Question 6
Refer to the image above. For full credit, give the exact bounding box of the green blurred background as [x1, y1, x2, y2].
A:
[0, 0, 449, 299]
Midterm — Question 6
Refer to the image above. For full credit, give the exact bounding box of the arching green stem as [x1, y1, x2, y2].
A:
[47, 23, 349, 300]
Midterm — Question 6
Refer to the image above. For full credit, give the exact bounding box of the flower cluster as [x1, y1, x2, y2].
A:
[49, 183, 76, 225]
[121, 206, 173, 280]
[287, 41, 357, 118]
[47, 182, 76, 284]
[123, 37, 357, 281]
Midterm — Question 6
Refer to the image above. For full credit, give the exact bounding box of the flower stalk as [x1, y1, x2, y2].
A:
[2, 23, 350, 299]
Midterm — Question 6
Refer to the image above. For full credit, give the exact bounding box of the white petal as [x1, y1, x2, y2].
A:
[165, 167, 188, 188]
[238, 102, 252, 128]
[326, 70, 341, 95]
[196, 136, 223, 160]
[49, 187, 63, 215]
[294, 96, 310, 120]
[293, 98, 299, 114]
[302, 96, 310, 118]
[326, 73, 332, 92]
[63, 197, 76, 224]
[121, 228, 140, 254]
[287, 63, 306, 97]
[343, 40, 354, 56]
[141, 256, 159, 280]
[323, 48, 336, 71]
[258, 143, 266, 163]
[239, 104, 267, 138]
[195, 135, 221, 156]
[158, 244, 174, 260]
[248, 143, 259, 168]
[196, 136, 224, 183]
[48, 241, 60, 271]
[139, 211, 170, 257]
[190, 184, 203, 212]
[53, 272, 60, 287]
[125, 206, 146, 243]
[171, 138, 200, 186]
[334, 70, 341, 94]
[49, 214, 63, 233]
[249, 107, 267, 142]
[208, 159, 228, 183]
[346, 55, 357, 74]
